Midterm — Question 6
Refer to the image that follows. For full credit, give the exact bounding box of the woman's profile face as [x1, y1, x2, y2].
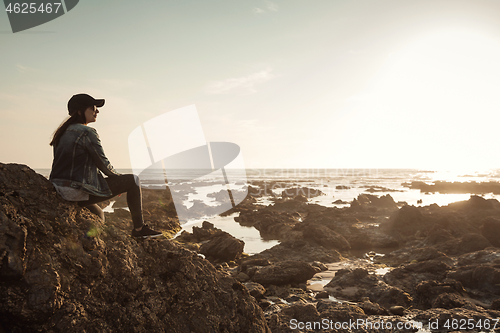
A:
[83, 106, 99, 124]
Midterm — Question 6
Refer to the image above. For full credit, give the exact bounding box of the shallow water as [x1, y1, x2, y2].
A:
[308, 257, 393, 292]
[37, 167, 500, 210]
[41, 167, 500, 263]
[179, 213, 280, 255]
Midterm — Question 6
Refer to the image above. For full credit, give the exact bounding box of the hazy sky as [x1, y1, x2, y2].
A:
[2, 0, 500, 171]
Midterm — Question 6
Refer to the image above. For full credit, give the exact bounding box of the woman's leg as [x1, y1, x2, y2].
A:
[106, 174, 144, 229]
[79, 174, 144, 229]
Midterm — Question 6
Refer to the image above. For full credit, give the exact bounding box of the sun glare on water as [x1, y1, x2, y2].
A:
[338, 27, 500, 171]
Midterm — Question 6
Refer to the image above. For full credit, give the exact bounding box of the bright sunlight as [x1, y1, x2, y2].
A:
[339, 28, 500, 171]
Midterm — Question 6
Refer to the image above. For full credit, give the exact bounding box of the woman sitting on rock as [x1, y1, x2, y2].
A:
[49, 93, 162, 238]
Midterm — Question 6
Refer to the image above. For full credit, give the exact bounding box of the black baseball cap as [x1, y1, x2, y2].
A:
[68, 93, 105, 115]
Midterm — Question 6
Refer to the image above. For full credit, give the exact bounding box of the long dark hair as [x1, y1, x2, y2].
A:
[49, 111, 86, 147]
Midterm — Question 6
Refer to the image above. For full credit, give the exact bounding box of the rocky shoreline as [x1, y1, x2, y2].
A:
[0, 164, 268, 332]
[175, 180, 500, 332]
[2, 163, 500, 332]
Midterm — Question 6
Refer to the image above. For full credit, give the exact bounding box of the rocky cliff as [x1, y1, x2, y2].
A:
[0, 163, 270, 333]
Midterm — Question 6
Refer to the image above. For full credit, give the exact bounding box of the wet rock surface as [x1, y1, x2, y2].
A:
[0, 163, 269, 333]
[5, 165, 500, 332]
[199, 232, 245, 262]
[252, 260, 317, 286]
[252, 240, 344, 263]
[218, 183, 500, 331]
[324, 268, 413, 309]
[481, 216, 500, 247]
[297, 223, 351, 251]
[238, 187, 500, 332]
[176, 220, 245, 263]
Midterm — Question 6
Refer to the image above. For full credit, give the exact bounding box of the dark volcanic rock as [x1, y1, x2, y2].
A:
[0, 163, 270, 333]
[414, 280, 466, 309]
[363, 185, 402, 193]
[174, 220, 223, 244]
[333, 199, 348, 204]
[252, 260, 316, 285]
[297, 223, 351, 250]
[324, 268, 412, 309]
[455, 248, 500, 266]
[255, 240, 344, 263]
[316, 301, 366, 322]
[312, 261, 328, 271]
[176, 221, 245, 262]
[481, 216, 500, 247]
[431, 293, 468, 309]
[0, 210, 26, 279]
[449, 194, 496, 209]
[491, 298, 500, 310]
[235, 209, 298, 239]
[436, 233, 492, 256]
[387, 205, 431, 238]
[192, 221, 225, 241]
[140, 189, 181, 234]
[380, 247, 451, 267]
[244, 282, 266, 300]
[199, 232, 245, 262]
[281, 187, 325, 199]
[358, 300, 386, 315]
[350, 193, 399, 211]
[239, 258, 271, 273]
[382, 196, 500, 249]
[292, 194, 308, 202]
[383, 259, 452, 294]
[267, 303, 321, 333]
[402, 181, 500, 195]
[345, 228, 399, 250]
[423, 228, 455, 246]
[447, 264, 500, 296]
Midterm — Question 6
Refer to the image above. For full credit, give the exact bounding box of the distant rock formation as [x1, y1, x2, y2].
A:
[402, 180, 500, 194]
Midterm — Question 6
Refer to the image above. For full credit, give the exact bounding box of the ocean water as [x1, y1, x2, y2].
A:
[36, 168, 500, 254]
[36, 167, 500, 207]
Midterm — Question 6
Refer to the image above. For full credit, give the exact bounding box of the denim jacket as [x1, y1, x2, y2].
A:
[50, 124, 120, 197]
